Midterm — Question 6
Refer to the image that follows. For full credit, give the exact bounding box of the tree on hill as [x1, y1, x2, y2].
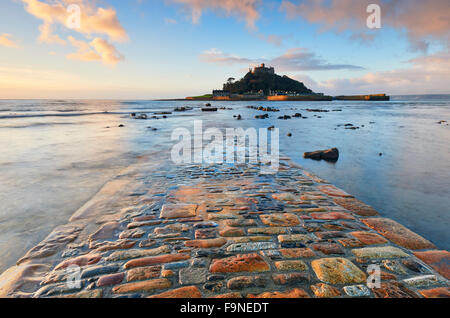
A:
[227, 77, 235, 85]
[222, 70, 314, 95]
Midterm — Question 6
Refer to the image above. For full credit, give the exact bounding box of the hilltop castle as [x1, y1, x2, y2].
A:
[203, 64, 334, 101]
[250, 63, 275, 75]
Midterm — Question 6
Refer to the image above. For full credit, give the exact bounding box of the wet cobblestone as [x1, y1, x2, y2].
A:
[1, 158, 449, 298]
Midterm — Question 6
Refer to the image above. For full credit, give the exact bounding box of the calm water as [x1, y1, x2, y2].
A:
[0, 96, 449, 272]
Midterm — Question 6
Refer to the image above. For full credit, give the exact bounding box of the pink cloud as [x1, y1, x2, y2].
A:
[317, 51, 450, 95]
[90, 38, 124, 66]
[281, 0, 450, 51]
[20, 0, 127, 67]
[167, 0, 261, 28]
[0, 34, 21, 48]
[21, 0, 128, 42]
[67, 36, 100, 62]
[67, 36, 123, 66]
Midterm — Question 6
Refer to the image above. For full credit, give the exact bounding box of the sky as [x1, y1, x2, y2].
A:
[0, 0, 449, 99]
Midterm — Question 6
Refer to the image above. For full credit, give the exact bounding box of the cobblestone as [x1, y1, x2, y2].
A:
[4, 159, 448, 298]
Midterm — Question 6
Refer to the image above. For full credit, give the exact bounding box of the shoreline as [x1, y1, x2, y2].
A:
[0, 155, 448, 298]
[157, 94, 390, 102]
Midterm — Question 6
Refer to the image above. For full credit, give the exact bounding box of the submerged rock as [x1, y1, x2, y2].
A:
[202, 107, 218, 112]
[306, 109, 329, 113]
[174, 106, 192, 112]
[304, 148, 339, 161]
[131, 113, 148, 120]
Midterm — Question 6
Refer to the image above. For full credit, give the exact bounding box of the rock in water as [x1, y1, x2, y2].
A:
[304, 148, 339, 161]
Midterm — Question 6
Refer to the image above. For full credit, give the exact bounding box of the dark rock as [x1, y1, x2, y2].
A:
[174, 106, 193, 112]
[135, 114, 147, 119]
[272, 273, 310, 285]
[304, 148, 339, 161]
[248, 106, 279, 112]
[81, 264, 119, 279]
[306, 109, 329, 113]
[207, 274, 225, 281]
[202, 108, 218, 112]
[203, 282, 223, 292]
[281, 242, 307, 248]
[402, 259, 429, 273]
[227, 276, 267, 290]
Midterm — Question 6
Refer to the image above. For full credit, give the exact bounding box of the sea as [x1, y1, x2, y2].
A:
[0, 95, 449, 273]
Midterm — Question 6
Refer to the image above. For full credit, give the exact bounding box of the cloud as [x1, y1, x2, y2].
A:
[67, 36, 123, 66]
[20, 0, 127, 66]
[21, 0, 128, 42]
[272, 48, 364, 71]
[38, 22, 66, 44]
[280, 0, 450, 51]
[90, 38, 124, 66]
[317, 51, 450, 95]
[0, 34, 21, 48]
[200, 47, 364, 71]
[167, 0, 261, 28]
[67, 36, 100, 62]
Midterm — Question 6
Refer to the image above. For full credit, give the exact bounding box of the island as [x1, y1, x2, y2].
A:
[185, 64, 389, 101]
